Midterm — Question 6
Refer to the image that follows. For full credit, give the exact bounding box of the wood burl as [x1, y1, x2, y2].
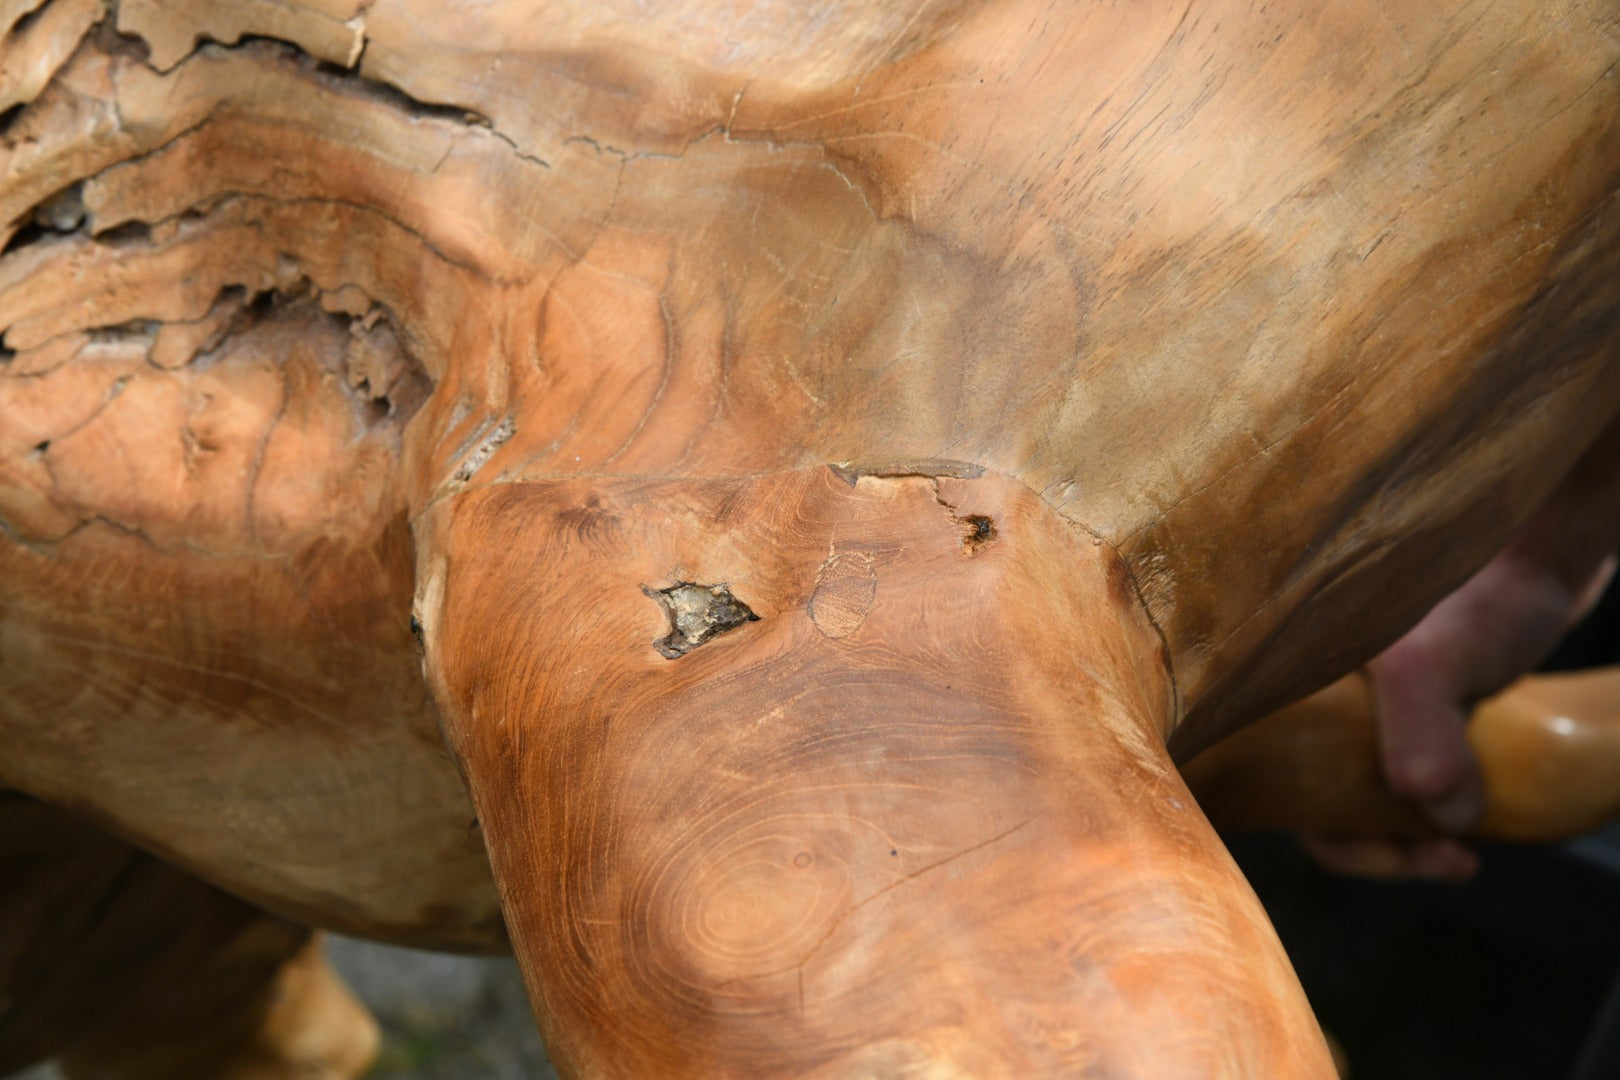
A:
[2, 1, 1618, 1077]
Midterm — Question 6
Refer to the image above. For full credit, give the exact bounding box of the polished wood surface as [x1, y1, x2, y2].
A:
[421, 466, 1328, 1075]
[2, 0, 1618, 1074]
[1188, 668, 1620, 842]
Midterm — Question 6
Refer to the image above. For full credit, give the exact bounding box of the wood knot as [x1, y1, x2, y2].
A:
[961, 514, 996, 553]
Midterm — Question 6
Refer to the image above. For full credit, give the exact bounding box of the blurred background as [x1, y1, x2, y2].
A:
[1234, 827, 1620, 1079]
[16, 938, 558, 1080]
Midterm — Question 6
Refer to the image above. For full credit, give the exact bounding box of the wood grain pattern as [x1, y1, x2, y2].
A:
[421, 466, 1328, 1076]
[0, 296, 501, 948]
[1, 0, 1617, 1074]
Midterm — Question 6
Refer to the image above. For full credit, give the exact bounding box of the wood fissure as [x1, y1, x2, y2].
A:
[4, 1, 1620, 1075]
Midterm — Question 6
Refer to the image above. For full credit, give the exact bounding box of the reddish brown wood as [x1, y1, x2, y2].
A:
[2, 0, 1618, 1075]
[422, 467, 1326, 1074]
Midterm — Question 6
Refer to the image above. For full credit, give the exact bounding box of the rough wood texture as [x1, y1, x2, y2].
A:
[2, 0, 1618, 1075]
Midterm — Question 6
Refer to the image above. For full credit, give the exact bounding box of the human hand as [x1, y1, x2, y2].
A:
[1305, 416, 1620, 880]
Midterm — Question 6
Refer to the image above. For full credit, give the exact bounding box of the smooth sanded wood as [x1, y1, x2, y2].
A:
[2, 1, 1618, 1075]
[422, 466, 1329, 1076]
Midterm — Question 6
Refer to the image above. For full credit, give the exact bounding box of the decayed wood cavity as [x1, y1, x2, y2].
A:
[0, 283, 499, 945]
[645, 581, 759, 659]
[0, 7, 505, 945]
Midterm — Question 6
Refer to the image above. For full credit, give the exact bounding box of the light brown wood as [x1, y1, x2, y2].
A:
[1187, 668, 1620, 842]
[2, 0, 1618, 1074]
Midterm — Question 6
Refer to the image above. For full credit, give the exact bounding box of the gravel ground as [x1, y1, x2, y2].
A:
[15, 937, 558, 1080]
[325, 938, 557, 1080]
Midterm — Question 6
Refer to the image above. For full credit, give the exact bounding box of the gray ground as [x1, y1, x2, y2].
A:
[326, 938, 557, 1080]
[18, 937, 558, 1080]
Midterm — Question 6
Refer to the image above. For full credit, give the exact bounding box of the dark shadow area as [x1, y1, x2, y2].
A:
[1233, 832, 1620, 1079]
[1233, 571, 1620, 1079]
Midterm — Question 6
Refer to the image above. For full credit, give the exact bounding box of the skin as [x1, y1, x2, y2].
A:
[1309, 415, 1620, 879]
[1184, 665, 1620, 848]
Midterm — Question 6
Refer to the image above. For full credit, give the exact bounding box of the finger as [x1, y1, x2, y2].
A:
[1367, 642, 1484, 832]
[1407, 837, 1480, 880]
[1567, 552, 1617, 629]
[1298, 834, 1413, 879]
[1298, 834, 1480, 882]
